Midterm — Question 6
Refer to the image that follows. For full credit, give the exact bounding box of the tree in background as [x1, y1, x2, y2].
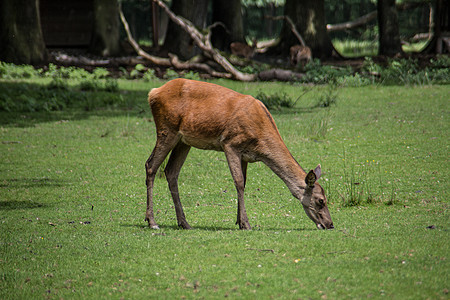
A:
[89, 0, 122, 56]
[273, 0, 334, 59]
[162, 0, 209, 60]
[377, 0, 403, 56]
[211, 0, 246, 51]
[0, 0, 47, 64]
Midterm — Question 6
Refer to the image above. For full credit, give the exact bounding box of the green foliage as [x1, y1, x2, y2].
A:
[182, 71, 201, 81]
[47, 76, 70, 90]
[314, 84, 339, 107]
[0, 81, 122, 113]
[0, 62, 40, 79]
[164, 69, 180, 80]
[336, 73, 372, 87]
[254, 90, 296, 110]
[339, 157, 396, 207]
[301, 59, 354, 84]
[333, 39, 378, 58]
[142, 69, 158, 82]
[92, 67, 110, 79]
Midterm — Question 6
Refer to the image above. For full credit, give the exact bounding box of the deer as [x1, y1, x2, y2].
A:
[230, 39, 257, 59]
[290, 45, 312, 69]
[145, 79, 334, 230]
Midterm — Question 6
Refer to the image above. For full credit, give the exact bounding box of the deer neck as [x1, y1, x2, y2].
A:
[261, 144, 307, 199]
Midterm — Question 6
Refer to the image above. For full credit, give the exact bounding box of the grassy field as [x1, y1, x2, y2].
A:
[0, 79, 449, 299]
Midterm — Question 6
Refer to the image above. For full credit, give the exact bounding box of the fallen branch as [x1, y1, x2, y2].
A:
[327, 11, 377, 32]
[119, 3, 230, 78]
[267, 15, 306, 47]
[258, 68, 304, 82]
[119, 4, 170, 67]
[154, 0, 256, 81]
[168, 54, 231, 79]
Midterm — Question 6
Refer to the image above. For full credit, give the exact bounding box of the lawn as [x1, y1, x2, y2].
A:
[0, 79, 449, 299]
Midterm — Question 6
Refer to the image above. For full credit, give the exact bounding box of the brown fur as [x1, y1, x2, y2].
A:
[230, 41, 256, 59]
[145, 79, 333, 230]
[290, 45, 312, 68]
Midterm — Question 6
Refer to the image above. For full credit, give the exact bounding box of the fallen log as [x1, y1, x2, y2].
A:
[258, 68, 305, 82]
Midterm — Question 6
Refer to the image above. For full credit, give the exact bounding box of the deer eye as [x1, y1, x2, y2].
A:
[318, 199, 324, 206]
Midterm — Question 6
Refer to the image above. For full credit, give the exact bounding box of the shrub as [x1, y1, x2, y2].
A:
[315, 85, 339, 107]
[301, 59, 354, 84]
[183, 71, 201, 81]
[164, 69, 180, 80]
[0, 62, 39, 79]
[254, 90, 296, 110]
[142, 69, 157, 81]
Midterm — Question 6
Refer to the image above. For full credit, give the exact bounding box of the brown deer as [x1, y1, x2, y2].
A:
[145, 79, 334, 230]
[290, 45, 312, 68]
[230, 39, 257, 59]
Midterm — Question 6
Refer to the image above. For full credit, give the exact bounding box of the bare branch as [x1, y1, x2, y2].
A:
[267, 15, 306, 47]
[119, 4, 171, 66]
[153, 0, 256, 81]
[327, 11, 377, 32]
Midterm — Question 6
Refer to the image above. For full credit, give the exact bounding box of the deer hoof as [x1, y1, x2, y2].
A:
[179, 222, 192, 230]
[239, 222, 252, 230]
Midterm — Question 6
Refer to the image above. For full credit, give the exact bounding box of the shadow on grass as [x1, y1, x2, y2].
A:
[0, 200, 48, 210]
[121, 222, 314, 232]
[0, 81, 148, 127]
[0, 178, 66, 189]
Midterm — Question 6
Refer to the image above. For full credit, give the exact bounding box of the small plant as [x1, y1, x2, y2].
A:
[254, 90, 296, 110]
[337, 151, 397, 207]
[301, 59, 353, 84]
[104, 79, 119, 92]
[0, 62, 39, 79]
[48, 76, 69, 90]
[183, 71, 201, 81]
[142, 69, 157, 81]
[79, 79, 101, 91]
[130, 64, 146, 79]
[336, 73, 371, 87]
[164, 69, 180, 80]
[315, 84, 339, 107]
[93, 67, 110, 79]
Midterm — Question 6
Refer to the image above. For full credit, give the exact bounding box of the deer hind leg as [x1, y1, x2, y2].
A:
[224, 147, 251, 230]
[164, 141, 192, 229]
[145, 132, 180, 229]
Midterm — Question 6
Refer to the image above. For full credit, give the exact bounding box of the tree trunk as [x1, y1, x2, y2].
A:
[89, 0, 122, 56]
[162, 0, 209, 60]
[0, 0, 47, 64]
[274, 0, 333, 59]
[377, 0, 403, 56]
[423, 0, 449, 54]
[211, 0, 245, 51]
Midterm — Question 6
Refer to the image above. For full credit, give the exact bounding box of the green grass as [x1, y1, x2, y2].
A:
[333, 39, 430, 57]
[0, 79, 449, 299]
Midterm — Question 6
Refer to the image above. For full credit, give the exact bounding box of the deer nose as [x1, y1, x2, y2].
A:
[328, 223, 334, 230]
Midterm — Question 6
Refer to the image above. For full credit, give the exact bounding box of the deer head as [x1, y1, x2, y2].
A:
[300, 165, 334, 230]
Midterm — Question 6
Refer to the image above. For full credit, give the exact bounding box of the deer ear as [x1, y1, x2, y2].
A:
[305, 170, 317, 188]
[314, 164, 322, 180]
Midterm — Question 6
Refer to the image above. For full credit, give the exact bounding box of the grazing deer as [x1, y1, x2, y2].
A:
[290, 45, 312, 68]
[230, 39, 257, 59]
[145, 79, 334, 230]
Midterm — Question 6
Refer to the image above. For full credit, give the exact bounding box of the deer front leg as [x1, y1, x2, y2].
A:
[224, 147, 251, 230]
[165, 142, 192, 229]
